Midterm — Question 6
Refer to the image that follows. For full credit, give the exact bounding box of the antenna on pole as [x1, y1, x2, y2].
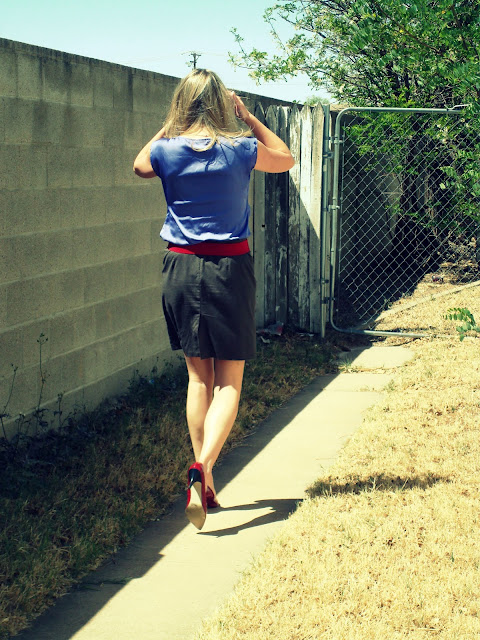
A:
[181, 50, 224, 70]
[183, 51, 202, 69]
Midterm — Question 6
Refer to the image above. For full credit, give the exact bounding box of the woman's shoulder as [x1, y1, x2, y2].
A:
[237, 135, 257, 148]
[232, 136, 257, 157]
[233, 135, 256, 143]
[155, 135, 256, 144]
[159, 136, 213, 149]
[153, 136, 205, 144]
[221, 136, 257, 152]
[153, 136, 189, 144]
[152, 135, 257, 160]
[151, 137, 203, 156]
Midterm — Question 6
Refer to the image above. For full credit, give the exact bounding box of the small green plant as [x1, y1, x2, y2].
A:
[0, 333, 54, 457]
[444, 307, 480, 341]
[32, 332, 49, 433]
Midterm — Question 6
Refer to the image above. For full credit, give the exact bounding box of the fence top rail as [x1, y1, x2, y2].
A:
[334, 105, 466, 139]
[336, 106, 465, 116]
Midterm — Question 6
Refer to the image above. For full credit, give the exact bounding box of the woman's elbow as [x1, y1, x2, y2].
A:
[133, 162, 155, 179]
[256, 152, 296, 174]
[133, 157, 142, 174]
[285, 153, 295, 171]
[275, 153, 295, 173]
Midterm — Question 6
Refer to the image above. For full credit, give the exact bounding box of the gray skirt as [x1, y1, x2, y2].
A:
[162, 250, 256, 360]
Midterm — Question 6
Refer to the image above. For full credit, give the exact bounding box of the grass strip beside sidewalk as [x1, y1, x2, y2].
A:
[195, 336, 480, 640]
[0, 333, 333, 639]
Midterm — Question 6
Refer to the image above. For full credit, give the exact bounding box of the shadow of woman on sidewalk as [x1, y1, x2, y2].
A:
[199, 497, 303, 537]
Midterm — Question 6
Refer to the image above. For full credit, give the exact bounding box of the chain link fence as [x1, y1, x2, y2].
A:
[330, 107, 480, 334]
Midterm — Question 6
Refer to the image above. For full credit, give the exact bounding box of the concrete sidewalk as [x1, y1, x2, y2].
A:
[16, 345, 413, 640]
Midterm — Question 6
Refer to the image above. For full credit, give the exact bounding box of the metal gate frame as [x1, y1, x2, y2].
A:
[323, 105, 467, 338]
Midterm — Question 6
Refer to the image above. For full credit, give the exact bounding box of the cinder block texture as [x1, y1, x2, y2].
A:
[0, 47, 16, 97]
[0, 39, 179, 434]
[17, 52, 43, 100]
[0, 99, 5, 143]
[0, 285, 7, 331]
[0, 37, 294, 437]
[0, 146, 48, 190]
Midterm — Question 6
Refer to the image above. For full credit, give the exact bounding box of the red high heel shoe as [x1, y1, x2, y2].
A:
[206, 486, 220, 509]
[185, 462, 207, 530]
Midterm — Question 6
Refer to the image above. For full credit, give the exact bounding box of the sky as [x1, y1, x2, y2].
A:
[0, 0, 331, 103]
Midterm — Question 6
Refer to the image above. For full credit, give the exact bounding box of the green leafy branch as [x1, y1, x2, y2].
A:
[444, 307, 480, 341]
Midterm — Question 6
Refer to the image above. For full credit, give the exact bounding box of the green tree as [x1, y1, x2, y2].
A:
[232, 1, 480, 302]
[303, 95, 330, 106]
[231, 0, 480, 108]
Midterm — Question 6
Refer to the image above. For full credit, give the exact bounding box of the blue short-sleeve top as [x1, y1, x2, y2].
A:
[150, 136, 258, 245]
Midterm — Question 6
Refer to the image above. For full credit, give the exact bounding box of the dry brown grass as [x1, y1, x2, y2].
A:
[195, 291, 480, 639]
[373, 278, 480, 336]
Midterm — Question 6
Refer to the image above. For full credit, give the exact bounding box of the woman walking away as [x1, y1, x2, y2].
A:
[133, 69, 294, 530]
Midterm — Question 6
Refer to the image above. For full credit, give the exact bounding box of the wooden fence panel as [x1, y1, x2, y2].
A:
[253, 104, 266, 328]
[275, 107, 289, 325]
[250, 104, 326, 334]
[287, 106, 301, 328]
[298, 107, 313, 330]
[309, 106, 324, 333]
[264, 106, 278, 326]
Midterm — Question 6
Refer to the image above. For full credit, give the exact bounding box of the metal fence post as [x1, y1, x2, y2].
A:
[328, 108, 346, 328]
[320, 104, 332, 338]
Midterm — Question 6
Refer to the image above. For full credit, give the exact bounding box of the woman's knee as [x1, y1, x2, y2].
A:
[214, 359, 245, 391]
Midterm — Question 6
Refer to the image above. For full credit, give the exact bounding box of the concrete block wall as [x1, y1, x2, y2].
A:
[0, 38, 184, 437]
[0, 38, 293, 438]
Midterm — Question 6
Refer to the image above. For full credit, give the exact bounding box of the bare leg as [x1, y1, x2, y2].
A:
[184, 356, 214, 462]
[198, 359, 245, 490]
[184, 357, 245, 496]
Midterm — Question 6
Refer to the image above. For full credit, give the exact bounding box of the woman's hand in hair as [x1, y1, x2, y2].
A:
[230, 91, 294, 173]
[231, 91, 250, 123]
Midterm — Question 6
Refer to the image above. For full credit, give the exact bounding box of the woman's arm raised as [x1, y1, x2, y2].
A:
[231, 92, 295, 174]
[133, 127, 166, 178]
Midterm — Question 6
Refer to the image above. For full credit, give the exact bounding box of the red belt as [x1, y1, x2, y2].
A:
[168, 239, 250, 256]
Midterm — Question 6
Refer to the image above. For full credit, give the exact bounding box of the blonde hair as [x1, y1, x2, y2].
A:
[163, 69, 251, 150]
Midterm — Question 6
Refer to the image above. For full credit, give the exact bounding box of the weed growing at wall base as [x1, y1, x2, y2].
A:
[0, 333, 58, 453]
